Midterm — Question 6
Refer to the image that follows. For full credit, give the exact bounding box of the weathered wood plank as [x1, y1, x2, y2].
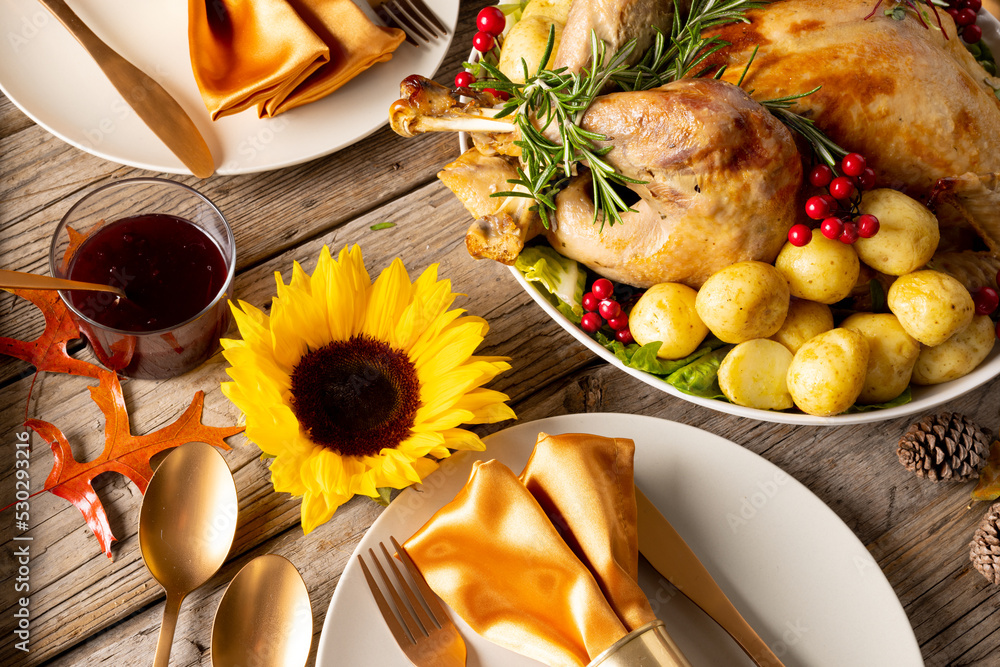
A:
[0, 178, 595, 666]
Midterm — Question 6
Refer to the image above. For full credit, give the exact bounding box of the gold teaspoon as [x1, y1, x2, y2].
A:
[0, 269, 127, 299]
[211, 554, 313, 667]
[139, 442, 238, 667]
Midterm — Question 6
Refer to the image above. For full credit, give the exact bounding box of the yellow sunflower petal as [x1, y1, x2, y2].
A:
[227, 300, 273, 356]
[440, 427, 487, 452]
[452, 388, 518, 424]
[392, 266, 457, 351]
[411, 318, 489, 376]
[362, 258, 412, 342]
[325, 245, 370, 341]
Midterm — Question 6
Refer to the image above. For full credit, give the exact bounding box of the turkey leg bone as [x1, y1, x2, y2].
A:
[389, 75, 515, 137]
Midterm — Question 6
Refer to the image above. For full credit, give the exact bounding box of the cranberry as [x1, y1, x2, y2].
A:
[956, 7, 978, 25]
[809, 164, 834, 188]
[829, 176, 856, 200]
[582, 291, 599, 312]
[598, 299, 621, 320]
[805, 195, 832, 220]
[592, 278, 614, 300]
[821, 217, 844, 240]
[974, 286, 999, 315]
[787, 223, 812, 247]
[961, 0, 982, 11]
[476, 6, 506, 35]
[616, 329, 635, 345]
[839, 222, 859, 245]
[857, 214, 880, 238]
[473, 31, 495, 52]
[819, 193, 838, 210]
[857, 167, 877, 190]
[963, 24, 983, 42]
[581, 312, 602, 333]
[608, 314, 630, 331]
[454, 71, 475, 88]
[947, 7, 961, 20]
[841, 153, 866, 177]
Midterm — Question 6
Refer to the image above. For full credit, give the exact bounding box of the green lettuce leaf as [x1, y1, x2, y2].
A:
[596, 333, 728, 379]
[666, 347, 732, 400]
[515, 246, 586, 322]
[844, 387, 912, 413]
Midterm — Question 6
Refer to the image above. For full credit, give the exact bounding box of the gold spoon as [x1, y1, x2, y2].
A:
[36, 0, 215, 178]
[0, 269, 127, 299]
[139, 442, 238, 667]
[211, 554, 313, 667]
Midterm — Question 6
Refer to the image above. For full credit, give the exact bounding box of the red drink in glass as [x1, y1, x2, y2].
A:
[50, 179, 235, 380]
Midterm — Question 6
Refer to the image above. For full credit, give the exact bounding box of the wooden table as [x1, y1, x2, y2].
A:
[3, 3, 1000, 665]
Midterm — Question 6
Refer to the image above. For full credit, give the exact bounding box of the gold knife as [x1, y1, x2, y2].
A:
[37, 0, 215, 178]
[635, 486, 786, 667]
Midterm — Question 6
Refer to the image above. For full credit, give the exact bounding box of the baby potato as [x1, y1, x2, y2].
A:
[770, 298, 834, 353]
[498, 17, 563, 83]
[629, 283, 709, 359]
[887, 270, 975, 346]
[774, 234, 859, 304]
[694, 261, 790, 344]
[856, 189, 940, 276]
[911, 315, 996, 385]
[841, 313, 920, 404]
[786, 328, 870, 416]
[718, 339, 794, 410]
[497, 0, 572, 83]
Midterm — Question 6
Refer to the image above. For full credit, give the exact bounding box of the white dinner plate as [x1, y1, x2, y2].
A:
[317, 413, 922, 666]
[0, 0, 457, 175]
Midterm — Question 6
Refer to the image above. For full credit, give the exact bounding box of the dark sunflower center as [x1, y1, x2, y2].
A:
[290, 335, 420, 457]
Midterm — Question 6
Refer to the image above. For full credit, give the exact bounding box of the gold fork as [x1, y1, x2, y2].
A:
[368, 0, 448, 46]
[358, 536, 467, 667]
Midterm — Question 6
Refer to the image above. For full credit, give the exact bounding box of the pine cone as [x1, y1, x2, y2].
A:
[897, 412, 991, 482]
[971, 502, 1000, 585]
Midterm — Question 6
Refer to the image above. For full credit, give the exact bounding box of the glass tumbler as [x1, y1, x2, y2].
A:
[49, 178, 235, 380]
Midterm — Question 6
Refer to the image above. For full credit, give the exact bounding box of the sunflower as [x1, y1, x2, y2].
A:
[221, 245, 515, 533]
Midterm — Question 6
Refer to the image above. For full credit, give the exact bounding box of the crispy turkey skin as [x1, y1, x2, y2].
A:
[546, 78, 802, 288]
[702, 0, 1000, 199]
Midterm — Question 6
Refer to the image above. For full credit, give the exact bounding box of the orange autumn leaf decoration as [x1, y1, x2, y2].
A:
[0, 289, 103, 378]
[27, 371, 243, 558]
[1, 288, 244, 558]
[972, 440, 1000, 501]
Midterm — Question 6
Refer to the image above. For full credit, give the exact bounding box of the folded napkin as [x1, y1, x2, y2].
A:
[189, 0, 405, 119]
[403, 432, 660, 667]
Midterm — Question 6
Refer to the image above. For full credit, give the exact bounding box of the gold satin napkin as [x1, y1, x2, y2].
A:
[403, 432, 658, 667]
[189, 0, 405, 119]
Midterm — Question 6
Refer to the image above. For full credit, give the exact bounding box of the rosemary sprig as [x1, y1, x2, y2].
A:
[614, 0, 766, 91]
[476, 29, 645, 229]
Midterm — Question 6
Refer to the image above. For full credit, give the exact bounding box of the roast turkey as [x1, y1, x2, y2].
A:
[702, 0, 1000, 199]
[545, 78, 802, 288]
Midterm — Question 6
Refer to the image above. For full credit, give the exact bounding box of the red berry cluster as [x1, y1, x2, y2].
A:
[945, 0, 983, 44]
[581, 278, 635, 344]
[454, 8, 509, 100]
[787, 153, 880, 248]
